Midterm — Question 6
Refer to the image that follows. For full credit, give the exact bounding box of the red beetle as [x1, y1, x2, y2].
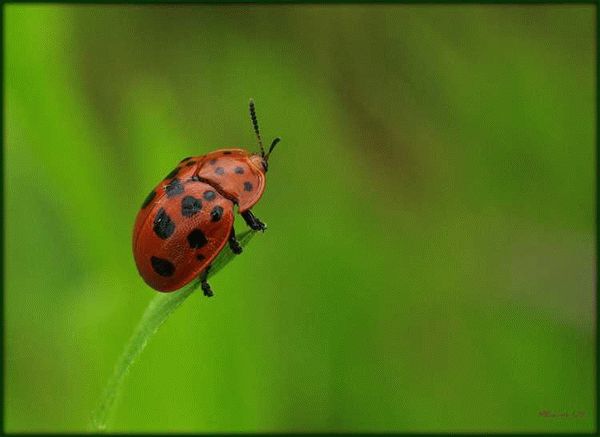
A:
[132, 99, 280, 296]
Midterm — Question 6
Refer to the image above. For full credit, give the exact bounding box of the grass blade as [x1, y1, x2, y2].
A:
[90, 230, 257, 431]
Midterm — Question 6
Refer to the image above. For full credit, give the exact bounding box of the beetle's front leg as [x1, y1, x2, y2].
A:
[241, 210, 266, 232]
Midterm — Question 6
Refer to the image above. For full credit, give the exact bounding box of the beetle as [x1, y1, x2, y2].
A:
[132, 99, 280, 296]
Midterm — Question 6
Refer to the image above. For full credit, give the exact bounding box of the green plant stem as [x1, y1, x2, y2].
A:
[90, 230, 256, 431]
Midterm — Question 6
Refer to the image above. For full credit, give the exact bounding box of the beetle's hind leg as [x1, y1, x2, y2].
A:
[241, 210, 266, 232]
[229, 226, 243, 254]
[200, 266, 214, 297]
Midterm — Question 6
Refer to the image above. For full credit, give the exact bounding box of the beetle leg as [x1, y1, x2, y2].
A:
[200, 266, 214, 297]
[228, 226, 243, 254]
[241, 210, 267, 232]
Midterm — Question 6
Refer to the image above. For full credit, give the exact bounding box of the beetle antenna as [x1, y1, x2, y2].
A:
[265, 137, 281, 161]
[249, 99, 265, 157]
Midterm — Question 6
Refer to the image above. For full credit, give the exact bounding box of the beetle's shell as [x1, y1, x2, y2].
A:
[133, 159, 199, 241]
[133, 177, 233, 292]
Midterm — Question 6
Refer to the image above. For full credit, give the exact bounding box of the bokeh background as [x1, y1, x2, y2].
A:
[4, 4, 595, 433]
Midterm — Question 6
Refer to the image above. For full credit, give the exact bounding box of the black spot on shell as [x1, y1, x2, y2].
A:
[141, 190, 156, 209]
[180, 156, 192, 163]
[215, 167, 225, 175]
[187, 229, 208, 249]
[165, 178, 184, 197]
[196, 254, 206, 261]
[151, 256, 175, 277]
[243, 181, 253, 192]
[209, 159, 217, 165]
[153, 208, 175, 239]
[181, 195, 202, 217]
[185, 160, 196, 167]
[223, 151, 232, 155]
[189, 175, 201, 182]
[203, 190, 216, 201]
[234, 166, 245, 174]
[211, 205, 224, 222]
[164, 167, 180, 180]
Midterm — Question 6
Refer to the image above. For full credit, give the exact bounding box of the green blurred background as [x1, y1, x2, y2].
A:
[4, 4, 595, 433]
